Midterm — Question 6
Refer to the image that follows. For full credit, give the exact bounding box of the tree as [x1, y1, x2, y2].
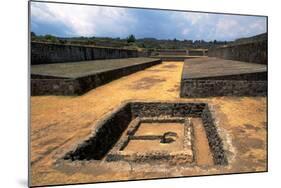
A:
[44, 34, 58, 43]
[31, 31, 36, 37]
[127, 34, 136, 43]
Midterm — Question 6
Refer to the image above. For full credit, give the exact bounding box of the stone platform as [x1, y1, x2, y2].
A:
[180, 57, 267, 97]
[31, 57, 161, 96]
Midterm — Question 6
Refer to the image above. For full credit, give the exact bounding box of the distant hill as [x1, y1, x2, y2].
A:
[31, 32, 267, 50]
[31, 32, 228, 50]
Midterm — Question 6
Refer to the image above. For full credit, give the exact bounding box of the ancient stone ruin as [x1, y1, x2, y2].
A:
[180, 57, 267, 97]
[64, 102, 228, 166]
[30, 43, 161, 95]
[30, 34, 268, 186]
[180, 36, 267, 97]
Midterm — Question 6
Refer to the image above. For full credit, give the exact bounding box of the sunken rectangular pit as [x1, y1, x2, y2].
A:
[63, 102, 228, 165]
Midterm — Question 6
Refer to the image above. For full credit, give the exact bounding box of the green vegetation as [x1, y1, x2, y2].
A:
[127, 34, 136, 43]
[30, 32, 266, 50]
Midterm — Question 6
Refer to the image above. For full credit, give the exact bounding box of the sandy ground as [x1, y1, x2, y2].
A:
[192, 118, 214, 166]
[30, 61, 267, 186]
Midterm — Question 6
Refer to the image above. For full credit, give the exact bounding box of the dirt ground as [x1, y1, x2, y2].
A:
[192, 118, 214, 166]
[30, 61, 267, 186]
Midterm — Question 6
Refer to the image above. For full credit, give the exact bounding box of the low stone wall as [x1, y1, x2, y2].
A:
[31, 59, 161, 96]
[154, 50, 187, 56]
[180, 74, 267, 97]
[201, 106, 228, 165]
[31, 78, 79, 96]
[149, 49, 207, 61]
[188, 49, 207, 56]
[195, 72, 267, 81]
[208, 39, 267, 64]
[152, 49, 207, 56]
[150, 56, 200, 61]
[31, 42, 138, 65]
[131, 102, 205, 118]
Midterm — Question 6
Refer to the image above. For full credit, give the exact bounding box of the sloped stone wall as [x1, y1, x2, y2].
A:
[208, 39, 267, 64]
[31, 42, 139, 65]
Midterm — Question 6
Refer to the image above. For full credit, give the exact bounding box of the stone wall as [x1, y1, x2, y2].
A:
[150, 56, 199, 61]
[201, 106, 228, 165]
[153, 50, 187, 56]
[149, 49, 207, 61]
[31, 78, 79, 96]
[187, 49, 207, 56]
[31, 59, 161, 96]
[194, 72, 267, 81]
[31, 42, 139, 65]
[131, 102, 205, 118]
[180, 75, 267, 97]
[208, 39, 267, 64]
[151, 49, 207, 56]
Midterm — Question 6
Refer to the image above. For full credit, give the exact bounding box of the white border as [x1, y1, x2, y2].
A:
[1, 0, 280, 187]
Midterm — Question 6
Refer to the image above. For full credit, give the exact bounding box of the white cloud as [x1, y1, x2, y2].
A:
[214, 17, 241, 39]
[181, 12, 210, 25]
[182, 28, 190, 35]
[216, 18, 238, 32]
[212, 15, 266, 40]
[171, 12, 213, 39]
[171, 11, 266, 41]
[31, 2, 136, 37]
[249, 19, 266, 33]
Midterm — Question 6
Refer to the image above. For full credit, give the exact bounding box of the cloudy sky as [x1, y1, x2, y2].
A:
[30, 2, 267, 41]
